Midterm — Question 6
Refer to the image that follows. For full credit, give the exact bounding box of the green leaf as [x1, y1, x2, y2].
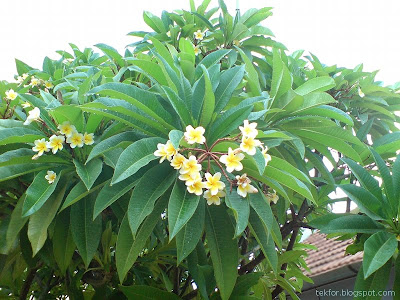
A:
[74, 159, 103, 190]
[339, 184, 387, 220]
[370, 149, 397, 215]
[112, 137, 165, 184]
[128, 163, 175, 237]
[237, 48, 261, 96]
[128, 59, 168, 85]
[86, 131, 140, 163]
[231, 272, 263, 296]
[119, 285, 181, 300]
[0, 127, 44, 146]
[289, 92, 336, 114]
[95, 43, 125, 67]
[28, 181, 66, 256]
[93, 166, 150, 219]
[168, 180, 200, 240]
[249, 192, 282, 249]
[5, 196, 29, 252]
[60, 179, 109, 211]
[214, 66, 245, 113]
[168, 130, 184, 149]
[195, 49, 231, 78]
[143, 11, 166, 33]
[50, 105, 85, 132]
[363, 232, 397, 279]
[88, 83, 174, 131]
[225, 188, 250, 237]
[53, 209, 76, 273]
[270, 48, 292, 100]
[294, 76, 335, 96]
[198, 66, 216, 127]
[354, 260, 391, 300]
[309, 214, 385, 234]
[176, 200, 205, 264]
[22, 170, 61, 217]
[116, 194, 167, 282]
[248, 209, 278, 274]
[373, 132, 400, 155]
[296, 105, 354, 126]
[205, 205, 238, 300]
[70, 196, 102, 268]
[161, 86, 192, 127]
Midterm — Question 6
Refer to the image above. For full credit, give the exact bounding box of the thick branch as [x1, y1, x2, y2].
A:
[19, 266, 39, 300]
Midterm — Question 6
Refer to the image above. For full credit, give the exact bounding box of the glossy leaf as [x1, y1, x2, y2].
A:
[28, 181, 66, 255]
[53, 209, 76, 273]
[168, 180, 200, 240]
[112, 137, 165, 184]
[74, 159, 103, 190]
[176, 199, 205, 264]
[225, 188, 250, 237]
[22, 170, 61, 217]
[205, 205, 238, 300]
[70, 196, 102, 267]
[128, 163, 175, 237]
[363, 231, 397, 279]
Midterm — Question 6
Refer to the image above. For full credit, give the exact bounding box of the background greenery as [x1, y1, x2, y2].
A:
[0, 0, 400, 299]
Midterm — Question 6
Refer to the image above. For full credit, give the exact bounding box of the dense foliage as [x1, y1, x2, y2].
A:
[1, 0, 400, 299]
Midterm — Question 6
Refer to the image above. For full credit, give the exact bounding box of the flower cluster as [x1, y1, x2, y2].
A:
[16, 73, 53, 90]
[193, 29, 206, 56]
[31, 121, 94, 161]
[154, 120, 273, 205]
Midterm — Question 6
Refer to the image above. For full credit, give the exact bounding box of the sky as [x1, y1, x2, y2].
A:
[1, 0, 400, 85]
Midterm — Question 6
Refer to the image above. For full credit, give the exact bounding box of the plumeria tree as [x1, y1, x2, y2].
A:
[1, 0, 400, 299]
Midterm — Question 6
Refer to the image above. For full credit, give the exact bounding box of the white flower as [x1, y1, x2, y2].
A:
[194, 46, 201, 56]
[194, 30, 205, 40]
[83, 132, 95, 145]
[32, 138, 50, 157]
[66, 132, 84, 148]
[239, 120, 258, 138]
[57, 121, 76, 137]
[48, 135, 65, 154]
[240, 136, 262, 156]
[5, 89, 17, 100]
[22, 102, 31, 108]
[219, 147, 245, 173]
[204, 190, 226, 205]
[23, 107, 41, 125]
[45, 171, 57, 184]
[184, 125, 206, 144]
[236, 173, 258, 198]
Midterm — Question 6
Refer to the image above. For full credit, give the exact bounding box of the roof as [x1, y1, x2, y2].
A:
[303, 232, 363, 277]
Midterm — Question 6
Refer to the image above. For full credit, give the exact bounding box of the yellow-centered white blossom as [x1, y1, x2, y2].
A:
[67, 132, 84, 148]
[154, 143, 168, 163]
[57, 121, 76, 137]
[17, 73, 28, 84]
[171, 153, 187, 170]
[204, 172, 225, 195]
[164, 140, 178, 159]
[44, 81, 53, 89]
[186, 174, 205, 195]
[204, 190, 226, 205]
[194, 29, 205, 40]
[83, 132, 95, 145]
[266, 191, 279, 204]
[48, 135, 65, 154]
[45, 170, 57, 184]
[239, 120, 258, 138]
[166, 31, 171, 37]
[236, 173, 258, 197]
[5, 89, 17, 100]
[23, 107, 41, 125]
[219, 147, 245, 173]
[260, 145, 272, 165]
[194, 46, 201, 56]
[32, 138, 50, 157]
[240, 136, 262, 155]
[30, 77, 40, 87]
[184, 125, 206, 144]
[358, 88, 365, 98]
[180, 155, 202, 176]
[22, 102, 31, 108]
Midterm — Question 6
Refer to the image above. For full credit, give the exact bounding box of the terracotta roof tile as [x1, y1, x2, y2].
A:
[302, 232, 363, 277]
